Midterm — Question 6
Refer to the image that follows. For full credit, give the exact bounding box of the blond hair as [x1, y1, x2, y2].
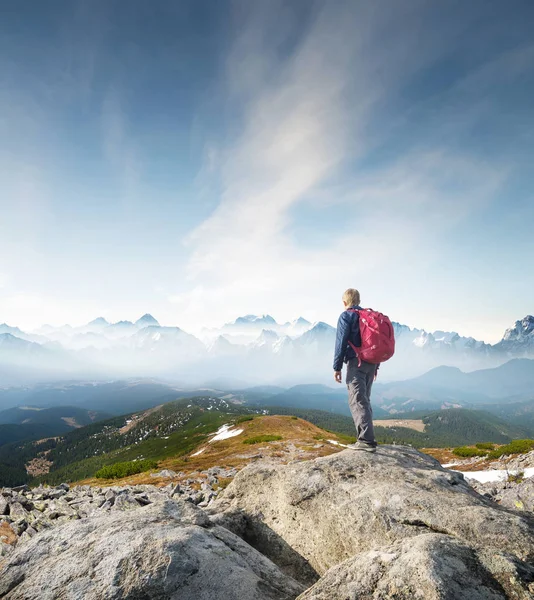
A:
[342, 288, 360, 306]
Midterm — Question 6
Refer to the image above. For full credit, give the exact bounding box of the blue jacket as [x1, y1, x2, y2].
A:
[333, 306, 362, 371]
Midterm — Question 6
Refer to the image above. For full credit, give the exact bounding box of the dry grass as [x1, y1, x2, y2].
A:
[75, 415, 345, 488]
[375, 419, 426, 432]
[118, 404, 163, 434]
[0, 522, 17, 545]
[61, 417, 82, 428]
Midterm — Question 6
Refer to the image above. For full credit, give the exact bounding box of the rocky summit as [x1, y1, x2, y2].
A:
[1, 446, 534, 599]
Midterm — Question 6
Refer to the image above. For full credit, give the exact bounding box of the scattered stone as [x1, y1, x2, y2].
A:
[471, 477, 534, 512]
[32, 501, 47, 512]
[8, 503, 28, 520]
[104, 489, 115, 504]
[113, 494, 139, 511]
[48, 489, 67, 500]
[150, 469, 176, 478]
[0, 496, 8, 515]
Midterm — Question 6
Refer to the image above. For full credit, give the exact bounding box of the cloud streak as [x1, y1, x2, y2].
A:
[171, 1, 510, 334]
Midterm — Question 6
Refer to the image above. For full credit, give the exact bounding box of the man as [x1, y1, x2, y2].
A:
[333, 288, 378, 452]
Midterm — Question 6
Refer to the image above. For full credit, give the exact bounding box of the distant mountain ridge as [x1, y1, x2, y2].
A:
[0, 312, 533, 386]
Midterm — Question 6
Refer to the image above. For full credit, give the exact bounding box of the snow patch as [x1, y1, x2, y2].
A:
[209, 424, 244, 442]
[461, 467, 534, 483]
[328, 439, 350, 448]
[191, 448, 205, 456]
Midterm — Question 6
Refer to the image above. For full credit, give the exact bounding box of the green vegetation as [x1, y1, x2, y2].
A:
[488, 439, 534, 459]
[475, 442, 495, 450]
[451, 439, 534, 460]
[95, 459, 158, 479]
[243, 435, 283, 445]
[452, 446, 488, 458]
[507, 471, 524, 484]
[236, 415, 255, 424]
[0, 424, 60, 448]
[0, 397, 254, 487]
[266, 406, 529, 449]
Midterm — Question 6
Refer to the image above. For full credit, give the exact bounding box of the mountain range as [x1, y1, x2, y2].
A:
[0, 313, 533, 386]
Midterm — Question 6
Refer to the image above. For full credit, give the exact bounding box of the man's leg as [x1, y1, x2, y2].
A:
[346, 359, 377, 446]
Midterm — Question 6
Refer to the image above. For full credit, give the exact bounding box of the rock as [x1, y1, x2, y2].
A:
[9, 520, 27, 536]
[32, 516, 53, 532]
[57, 483, 70, 491]
[48, 489, 66, 500]
[471, 478, 534, 512]
[297, 533, 534, 600]
[0, 496, 8, 516]
[8, 503, 28, 520]
[210, 446, 534, 587]
[150, 469, 176, 478]
[104, 489, 115, 504]
[93, 494, 106, 507]
[46, 499, 77, 518]
[170, 483, 181, 496]
[188, 492, 204, 505]
[112, 494, 139, 511]
[12, 485, 29, 493]
[0, 500, 305, 600]
[134, 495, 151, 506]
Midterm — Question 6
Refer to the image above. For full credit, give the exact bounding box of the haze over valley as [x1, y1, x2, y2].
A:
[1, 312, 533, 388]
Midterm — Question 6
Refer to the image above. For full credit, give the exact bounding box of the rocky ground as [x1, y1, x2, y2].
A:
[1, 446, 534, 599]
[471, 477, 534, 512]
[0, 466, 238, 555]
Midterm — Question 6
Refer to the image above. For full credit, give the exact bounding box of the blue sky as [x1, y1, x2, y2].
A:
[1, 0, 533, 342]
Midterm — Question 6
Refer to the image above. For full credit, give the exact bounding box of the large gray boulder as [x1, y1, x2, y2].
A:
[209, 446, 534, 590]
[298, 533, 534, 600]
[0, 499, 305, 600]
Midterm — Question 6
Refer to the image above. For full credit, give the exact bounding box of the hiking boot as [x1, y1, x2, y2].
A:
[348, 441, 377, 453]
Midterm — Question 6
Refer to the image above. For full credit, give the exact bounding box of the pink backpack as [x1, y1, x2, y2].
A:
[347, 308, 395, 365]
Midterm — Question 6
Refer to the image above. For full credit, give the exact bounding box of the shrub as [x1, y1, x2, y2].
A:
[452, 446, 488, 458]
[95, 459, 158, 480]
[290, 416, 298, 420]
[236, 415, 255, 424]
[488, 439, 534, 459]
[243, 435, 282, 445]
[475, 442, 495, 450]
[507, 471, 524, 484]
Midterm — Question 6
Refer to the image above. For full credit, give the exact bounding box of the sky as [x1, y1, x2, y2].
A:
[1, 0, 533, 343]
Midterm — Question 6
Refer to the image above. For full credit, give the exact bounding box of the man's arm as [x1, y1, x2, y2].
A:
[333, 312, 351, 374]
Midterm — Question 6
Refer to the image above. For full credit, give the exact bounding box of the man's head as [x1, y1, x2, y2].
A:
[342, 288, 360, 308]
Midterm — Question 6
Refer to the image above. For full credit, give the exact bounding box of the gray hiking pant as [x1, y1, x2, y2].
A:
[346, 358, 377, 446]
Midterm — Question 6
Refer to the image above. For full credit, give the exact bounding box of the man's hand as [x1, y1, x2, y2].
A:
[334, 371, 342, 384]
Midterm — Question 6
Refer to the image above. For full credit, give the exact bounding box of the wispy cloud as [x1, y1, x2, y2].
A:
[101, 88, 143, 211]
[170, 1, 510, 332]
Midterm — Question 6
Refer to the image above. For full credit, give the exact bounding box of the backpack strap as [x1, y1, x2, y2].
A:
[346, 307, 362, 366]
[347, 339, 362, 367]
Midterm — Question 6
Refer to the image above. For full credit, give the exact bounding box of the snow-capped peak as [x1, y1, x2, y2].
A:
[87, 317, 109, 327]
[135, 314, 160, 328]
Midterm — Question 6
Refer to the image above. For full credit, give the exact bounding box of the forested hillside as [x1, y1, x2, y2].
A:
[0, 397, 252, 487]
[266, 406, 529, 448]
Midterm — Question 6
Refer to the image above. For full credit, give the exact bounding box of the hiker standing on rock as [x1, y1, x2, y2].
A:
[333, 288, 395, 452]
